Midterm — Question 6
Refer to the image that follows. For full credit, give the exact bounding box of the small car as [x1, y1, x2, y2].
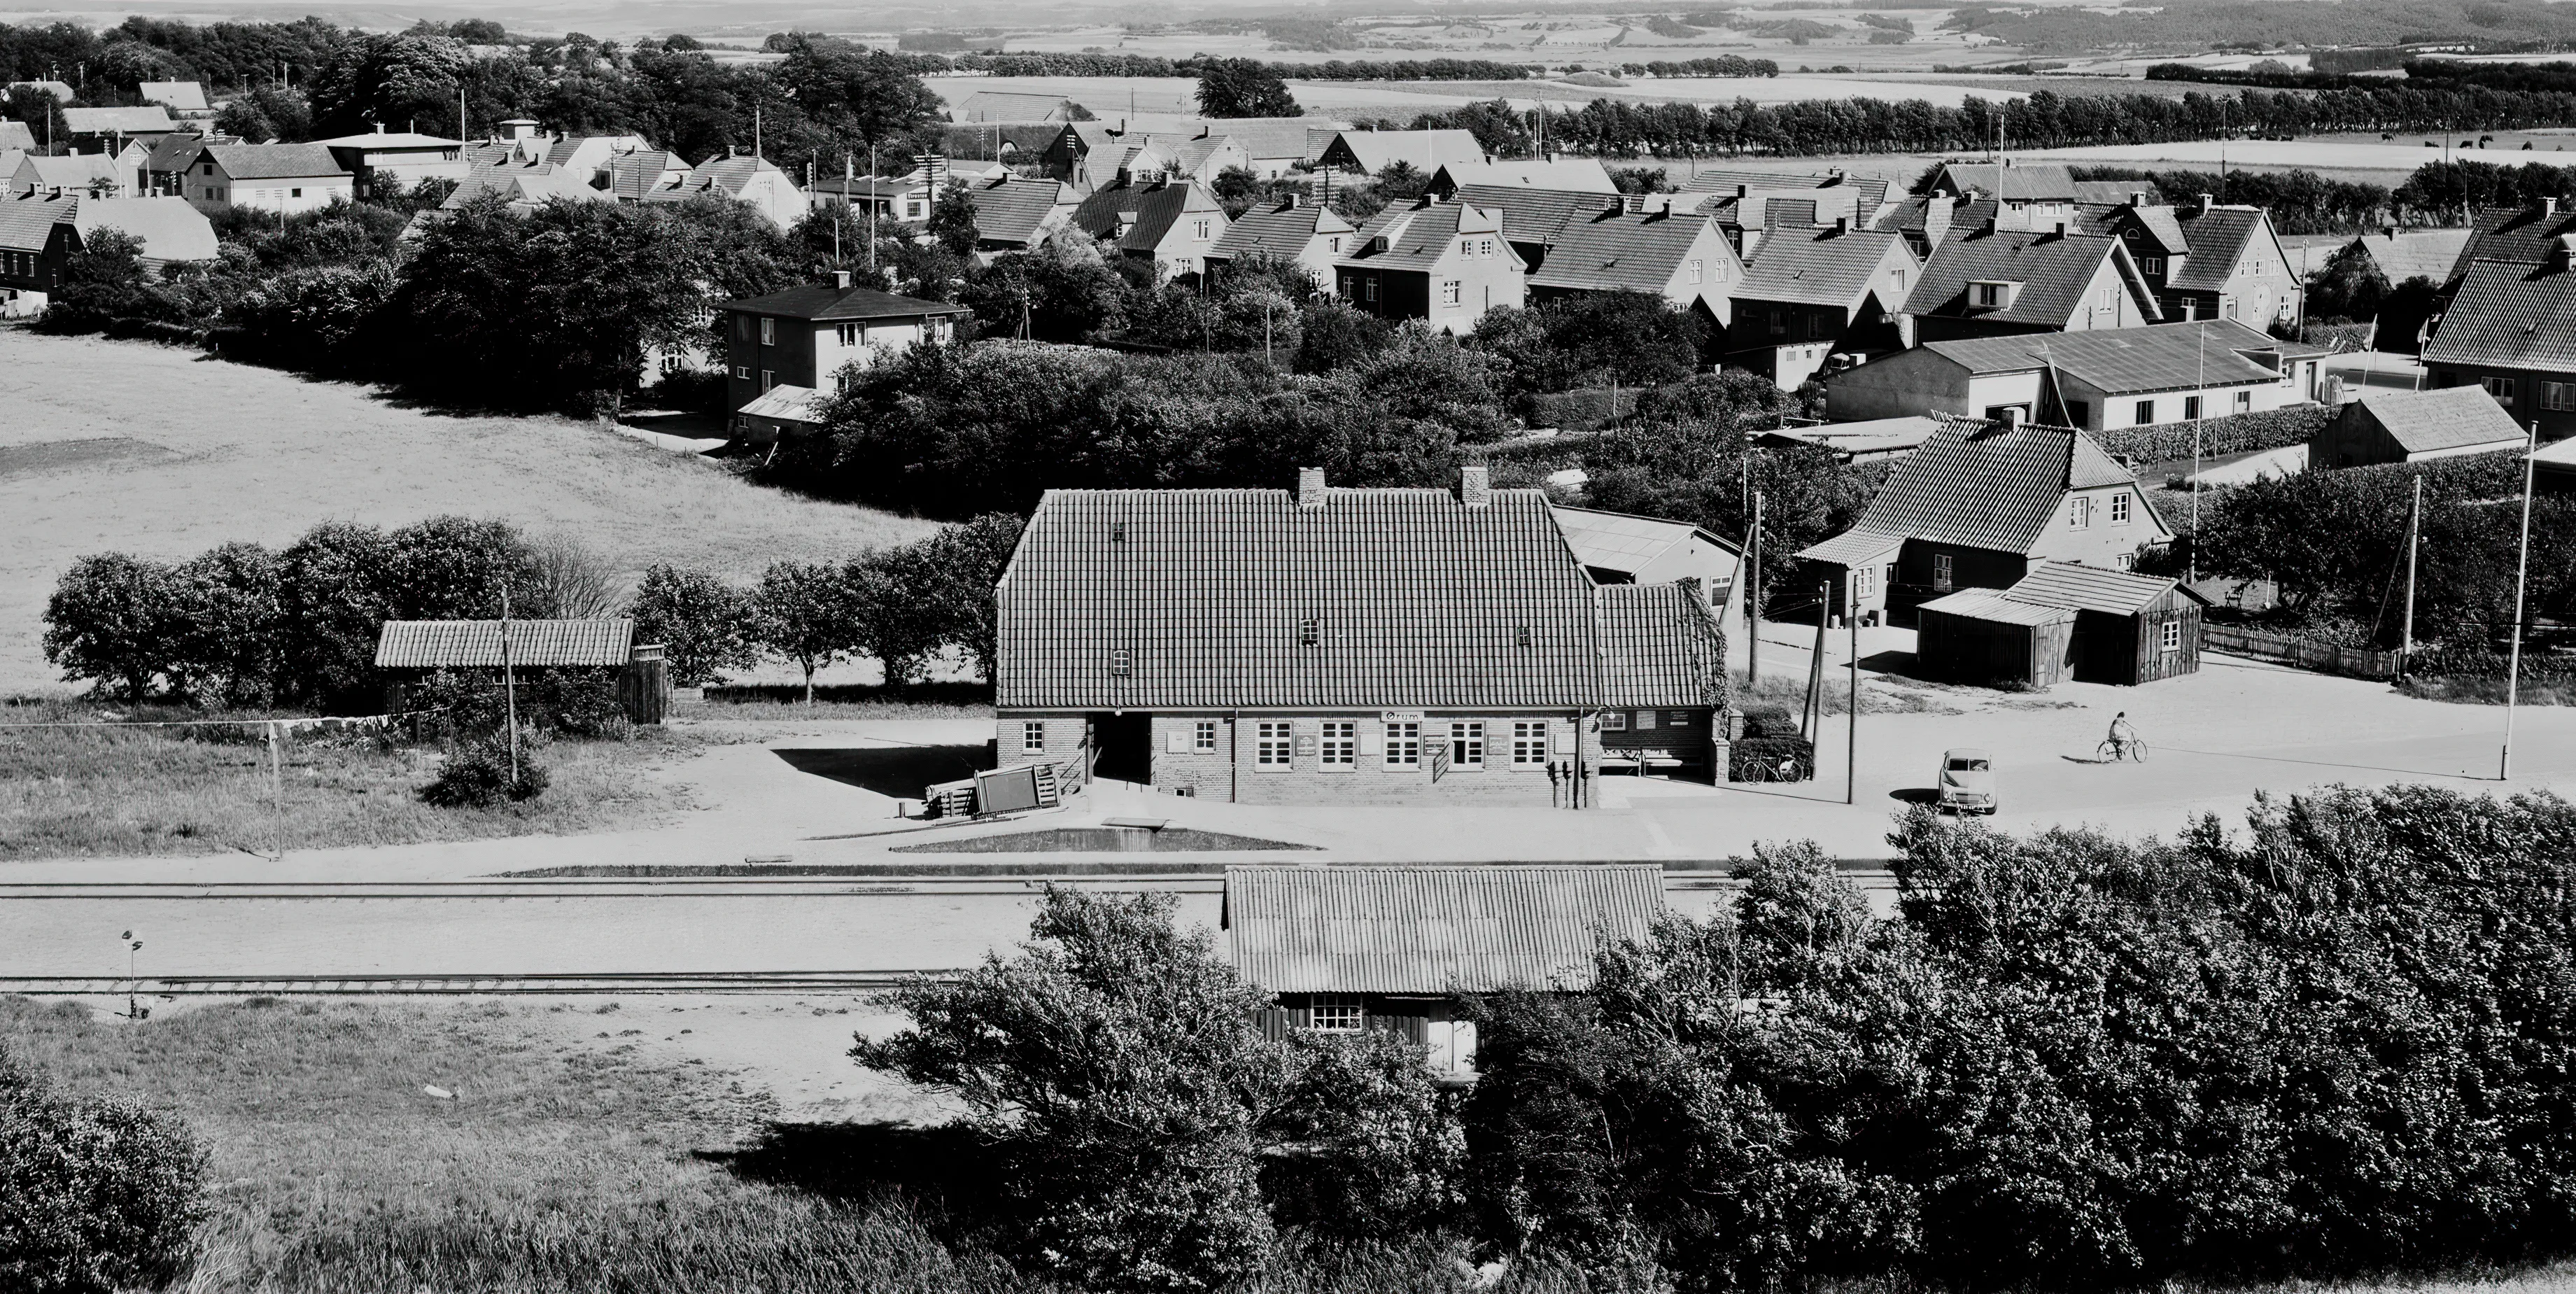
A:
[1936, 748, 1997, 815]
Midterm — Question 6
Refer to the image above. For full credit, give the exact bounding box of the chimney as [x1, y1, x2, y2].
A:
[2001, 407, 2025, 427]
[2130, 191, 2147, 206]
[2548, 196, 2562, 217]
[833, 268, 853, 290]
[1624, 193, 1646, 213]
[2553, 232, 2576, 272]
[2383, 221, 2399, 239]
[2052, 219, 2069, 239]
[374, 122, 386, 134]
[1832, 215, 1849, 235]
[1460, 465, 1491, 509]
[1297, 467, 1327, 508]
[2194, 192, 2214, 216]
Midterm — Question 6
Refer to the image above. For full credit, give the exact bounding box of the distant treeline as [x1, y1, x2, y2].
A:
[2067, 158, 2576, 234]
[2148, 57, 2576, 92]
[940, 51, 1544, 81]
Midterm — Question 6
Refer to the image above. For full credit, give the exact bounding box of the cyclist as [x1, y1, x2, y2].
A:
[2105, 711, 2139, 761]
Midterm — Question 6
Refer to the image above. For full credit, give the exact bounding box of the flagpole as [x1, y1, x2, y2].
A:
[2501, 421, 2537, 780]
[2192, 328, 2204, 585]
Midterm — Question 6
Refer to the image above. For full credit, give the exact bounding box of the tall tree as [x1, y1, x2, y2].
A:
[746, 560, 856, 704]
[1195, 57, 1300, 118]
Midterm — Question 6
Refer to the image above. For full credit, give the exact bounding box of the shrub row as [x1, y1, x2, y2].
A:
[2090, 401, 2334, 464]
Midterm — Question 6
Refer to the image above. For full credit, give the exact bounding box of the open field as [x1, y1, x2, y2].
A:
[0, 330, 934, 696]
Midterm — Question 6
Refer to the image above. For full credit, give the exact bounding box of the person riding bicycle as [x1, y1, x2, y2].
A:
[2106, 711, 2139, 761]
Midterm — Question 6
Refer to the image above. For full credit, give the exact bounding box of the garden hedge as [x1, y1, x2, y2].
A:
[2090, 402, 2334, 465]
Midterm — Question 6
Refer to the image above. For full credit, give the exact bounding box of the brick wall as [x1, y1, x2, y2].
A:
[1148, 713, 1603, 807]
[994, 715, 1089, 764]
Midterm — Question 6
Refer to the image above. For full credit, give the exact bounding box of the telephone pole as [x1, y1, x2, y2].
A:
[2502, 422, 2538, 780]
[1745, 491, 1764, 684]
[1845, 587, 1858, 806]
[500, 587, 520, 786]
[2399, 474, 2421, 665]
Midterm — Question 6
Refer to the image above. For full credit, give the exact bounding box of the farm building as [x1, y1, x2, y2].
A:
[1226, 864, 1664, 1078]
[373, 618, 670, 722]
[1915, 561, 2206, 688]
[1826, 320, 2323, 430]
[2309, 385, 2527, 467]
[1316, 129, 1486, 177]
[992, 467, 1728, 806]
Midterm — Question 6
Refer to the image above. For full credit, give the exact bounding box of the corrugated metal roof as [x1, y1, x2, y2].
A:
[1917, 586, 2074, 626]
[1223, 864, 1665, 994]
[2344, 384, 2528, 454]
[1810, 419, 2139, 558]
[737, 384, 824, 422]
[1906, 225, 2151, 328]
[2005, 561, 2185, 615]
[374, 619, 633, 668]
[1920, 320, 2282, 394]
[1735, 225, 1910, 309]
[2421, 260, 2576, 372]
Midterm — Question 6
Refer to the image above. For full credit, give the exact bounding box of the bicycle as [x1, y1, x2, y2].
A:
[2096, 737, 2149, 764]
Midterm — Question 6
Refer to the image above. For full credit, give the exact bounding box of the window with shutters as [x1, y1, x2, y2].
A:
[1451, 722, 1484, 769]
[1513, 722, 1548, 766]
[1384, 722, 1421, 769]
[1319, 722, 1355, 767]
[1256, 722, 1293, 768]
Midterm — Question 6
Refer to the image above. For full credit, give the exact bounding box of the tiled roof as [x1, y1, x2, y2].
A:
[605, 149, 682, 201]
[719, 281, 969, 321]
[1734, 225, 1907, 309]
[1449, 183, 1618, 248]
[1935, 162, 2081, 203]
[1434, 158, 1617, 194]
[1324, 129, 1486, 176]
[2445, 202, 2576, 282]
[1698, 188, 1867, 232]
[2076, 201, 2188, 255]
[952, 90, 1079, 122]
[1209, 197, 1351, 261]
[1905, 225, 2148, 327]
[645, 154, 792, 202]
[1598, 583, 1726, 707]
[69, 196, 217, 262]
[1677, 167, 1887, 218]
[1916, 586, 2074, 626]
[204, 142, 347, 181]
[15, 153, 118, 190]
[2071, 179, 2158, 206]
[374, 619, 633, 669]
[1528, 209, 1720, 294]
[2005, 561, 2188, 614]
[63, 106, 176, 134]
[1070, 177, 1219, 254]
[1808, 418, 2137, 558]
[1341, 199, 1501, 272]
[2342, 384, 2528, 454]
[1919, 320, 2283, 394]
[2422, 259, 2576, 371]
[0, 192, 73, 253]
[1223, 864, 1664, 994]
[2169, 205, 2267, 292]
[2343, 228, 2468, 284]
[996, 485, 1710, 710]
[967, 176, 1069, 246]
[138, 80, 207, 112]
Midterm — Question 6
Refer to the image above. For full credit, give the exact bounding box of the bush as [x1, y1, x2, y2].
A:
[637, 365, 730, 416]
[0, 1045, 208, 1294]
[2088, 401, 2332, 463]
[1727, 733, 1813, 782]
[629, 564, 755, 687]
[41, 554, 188, 701]
[419, 744, 549, 806]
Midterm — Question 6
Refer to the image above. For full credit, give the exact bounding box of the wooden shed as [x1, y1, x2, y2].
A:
[2309, 385, 2527, 468]
[2012, 562, 2207, 684]
[372, 618, 669, 723]
[1224, 864, 1663, 1080]
[1915, 587, 2076, 689]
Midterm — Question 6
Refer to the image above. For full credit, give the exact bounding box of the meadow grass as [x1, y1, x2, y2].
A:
[0, 701, 705, 859]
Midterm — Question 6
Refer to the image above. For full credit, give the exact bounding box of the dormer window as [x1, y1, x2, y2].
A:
[1971, 280, 2018, 309]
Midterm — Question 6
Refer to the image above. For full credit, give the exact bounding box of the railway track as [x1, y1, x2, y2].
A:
[0, 970, 956, 996]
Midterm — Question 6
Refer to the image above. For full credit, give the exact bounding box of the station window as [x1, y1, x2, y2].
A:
[1319, 722, 1356, 767]
[1384, 722, 1421, 769]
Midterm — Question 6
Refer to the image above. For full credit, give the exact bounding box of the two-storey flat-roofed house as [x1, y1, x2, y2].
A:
[1796, 415, 2170, 622]
[314, 127, 467, 197]
[1726, 220, 1917, 389]
[1828, 320, 2323, 430]
[1527, 203, 1745, 334]
[1071, 176, 1230, 282]
[1335, 196, 1525, 334]
[992, 467, 1728, 803]
[1204, 194, 1356, 288]
[716, 272, 970, 412]
[184, 142, 353, 213]
[1902, 220, 2162, 344]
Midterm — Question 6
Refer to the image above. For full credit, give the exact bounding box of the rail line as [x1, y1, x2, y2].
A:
[0, 970, 957, 996]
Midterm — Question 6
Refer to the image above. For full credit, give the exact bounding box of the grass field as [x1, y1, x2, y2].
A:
[0, 329, 935, 696]
[0, 700, 708, 860]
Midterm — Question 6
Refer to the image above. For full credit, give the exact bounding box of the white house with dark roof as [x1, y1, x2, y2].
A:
[1827, 319, 2321, 430]
[1335, 195, 1525, 333]
[2309, 385, 2528, 468]
[1726, 220, 1917, 388]
[1902, 220, 2161, 344]
[1204, 194, 1355, 288]
[1796, 415, 2169, 621]
[641, 153, 808, 227]
[1528, 204, 1744, 330]
[1228, 864, 1665, 1076]
[1071, 175, 1230, 282]
[183, 142, 353, 213]
[314, 127, 467, 197]
[992, 466, 1728, 803]
[2422, 207, 2576, 437]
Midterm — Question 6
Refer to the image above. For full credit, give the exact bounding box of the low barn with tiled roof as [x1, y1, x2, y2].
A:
[1795, 415, 2169, 622]
[994, 467, 1729, 803]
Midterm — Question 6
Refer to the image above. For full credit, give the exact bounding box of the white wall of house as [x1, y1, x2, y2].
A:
[2028, 482, 2167, 570]
[2055, 374, 2295, 430]
[810, 316, 954, 390]
[191, 170, 353, 213]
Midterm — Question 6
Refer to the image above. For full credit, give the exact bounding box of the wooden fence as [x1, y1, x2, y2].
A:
[2202, 623, 2401, 680]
